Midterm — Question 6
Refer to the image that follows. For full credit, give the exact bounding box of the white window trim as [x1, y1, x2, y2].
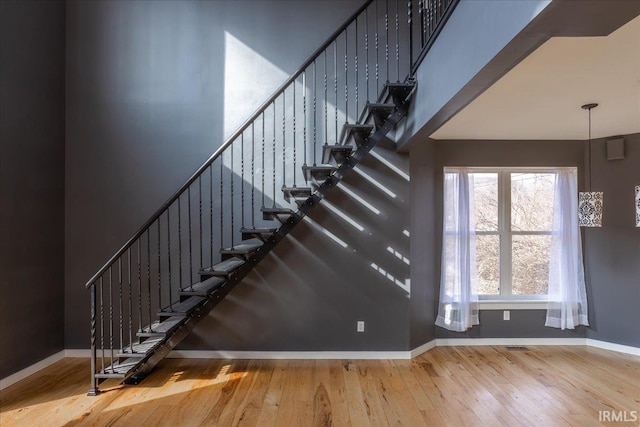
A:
[444, 166, 574, 309]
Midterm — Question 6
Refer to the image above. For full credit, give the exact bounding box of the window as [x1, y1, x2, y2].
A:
[467, 168, 558, 300]
[438, 167, 588, 331]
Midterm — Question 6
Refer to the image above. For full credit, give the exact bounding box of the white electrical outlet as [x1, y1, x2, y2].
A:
[357, 320, 365, 332]
[503, 310, 510, 321]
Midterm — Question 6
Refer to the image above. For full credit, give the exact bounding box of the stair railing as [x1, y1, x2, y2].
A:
[86, 0, 458, 393]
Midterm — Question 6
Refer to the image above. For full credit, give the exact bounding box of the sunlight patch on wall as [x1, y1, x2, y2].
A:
[303, 216, 349, 249]
[336, 183, 381, 215]
[387, 246, 410, 265]
[370, 263, 410, 293]
[369, 150, 410, 182]
[321, 200, 365, 232]
[352, 167, 397, 199]
[224, 31, 288, 139]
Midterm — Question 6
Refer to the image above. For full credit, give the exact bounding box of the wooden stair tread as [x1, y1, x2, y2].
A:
[137, 316, 185, 338]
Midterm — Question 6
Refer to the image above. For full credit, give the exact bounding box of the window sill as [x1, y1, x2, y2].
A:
[478, 300, 548, 310]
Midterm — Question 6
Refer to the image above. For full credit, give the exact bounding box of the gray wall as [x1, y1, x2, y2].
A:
[65, 0, 412, 351]
[409, 142, 438, 348]
[585, 134, 640, 347]
[0, 0, 66, 378]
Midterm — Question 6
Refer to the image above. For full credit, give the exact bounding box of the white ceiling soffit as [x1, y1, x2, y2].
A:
[430, 15, 640, 141]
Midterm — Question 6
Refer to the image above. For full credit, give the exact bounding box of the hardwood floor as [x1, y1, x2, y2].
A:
[1, 346, 638, 426]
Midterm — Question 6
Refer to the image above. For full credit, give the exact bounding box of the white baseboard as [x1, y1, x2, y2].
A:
[167, 350, 411, 360]
[0, 350, 65, 391]
[3, 338, 638, 390]
[410, 340, 437, 358]
[65, 349, 91, 357]
[586, 339, 640, 356]
[435, 338, 586, 347]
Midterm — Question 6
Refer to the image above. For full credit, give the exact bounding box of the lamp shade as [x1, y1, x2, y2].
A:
[636, 185, 640, 227]
[578, 191, 603, 227]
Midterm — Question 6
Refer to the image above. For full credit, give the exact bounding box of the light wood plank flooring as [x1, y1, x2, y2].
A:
[1, 346, 638, 426]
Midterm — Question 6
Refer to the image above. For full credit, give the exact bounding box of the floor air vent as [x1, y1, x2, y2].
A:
[506, 346, 529, 351]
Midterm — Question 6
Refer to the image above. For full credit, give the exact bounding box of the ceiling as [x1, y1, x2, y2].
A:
[430, 15, 640, 141]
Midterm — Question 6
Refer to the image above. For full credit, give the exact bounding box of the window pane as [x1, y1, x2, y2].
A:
[511, 173, 555, 231]
[512, 235, 551, 295]
[471, 173, 498, 231]
[476, 234, 499, 295]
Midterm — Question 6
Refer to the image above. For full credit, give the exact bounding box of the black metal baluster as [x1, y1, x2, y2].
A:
[408, 0, 413, 69]
[127, 248, 132, 351]
[147, 231, 152, 332]
[420, 0, 425, 49]
[324, 50, 328, 147]
[188, 187, 194, 282]
[118, 258, 123, 353]
[272, 103, 276, 207]
[210, 166, 214, 267]
[157, 220, 162, 311]
[178, 197, 183, 290]
[396, 0, 400, 81]
[345, 30, 349, 123]
[282, 94, 286, 188]
[241, 133, 245, 227]
[386, 0, 390, 82]
[376, 1, 380, 96]
[334, 40, 338, 141]
[261, 112, 266, 208]
[355, 16, 359, 121]
[137, 239, 142, 333]
[231, 142, 235, 247]
[251, 122, 256, 227]
[100, 277, 105, 371]
[429, 0, 433, 38]
[313, 60, 317, 165]
[293, 81, 297, 186]
[109, 268, 114, 372]
[365, 7, 370, 103]
[199, 176, 203, 271]
[220, 157, 224, 250]
[167, 208, 172, 311]
[89, 282, 98, 395]
[303, 70, 307, 167]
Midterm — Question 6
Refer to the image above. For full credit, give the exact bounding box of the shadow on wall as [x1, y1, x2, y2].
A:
[182, 138, 412, 352]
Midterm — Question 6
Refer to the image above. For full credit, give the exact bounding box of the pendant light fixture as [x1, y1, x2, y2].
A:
[635, 185, 639, 227]
[578, 103, 603, 227]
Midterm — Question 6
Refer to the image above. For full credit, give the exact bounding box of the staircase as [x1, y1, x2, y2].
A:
[86, 0, 458, 395]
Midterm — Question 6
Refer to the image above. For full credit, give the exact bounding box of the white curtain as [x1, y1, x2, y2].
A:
[435, 170, 479, 332]
[546, 168, 589, 329]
